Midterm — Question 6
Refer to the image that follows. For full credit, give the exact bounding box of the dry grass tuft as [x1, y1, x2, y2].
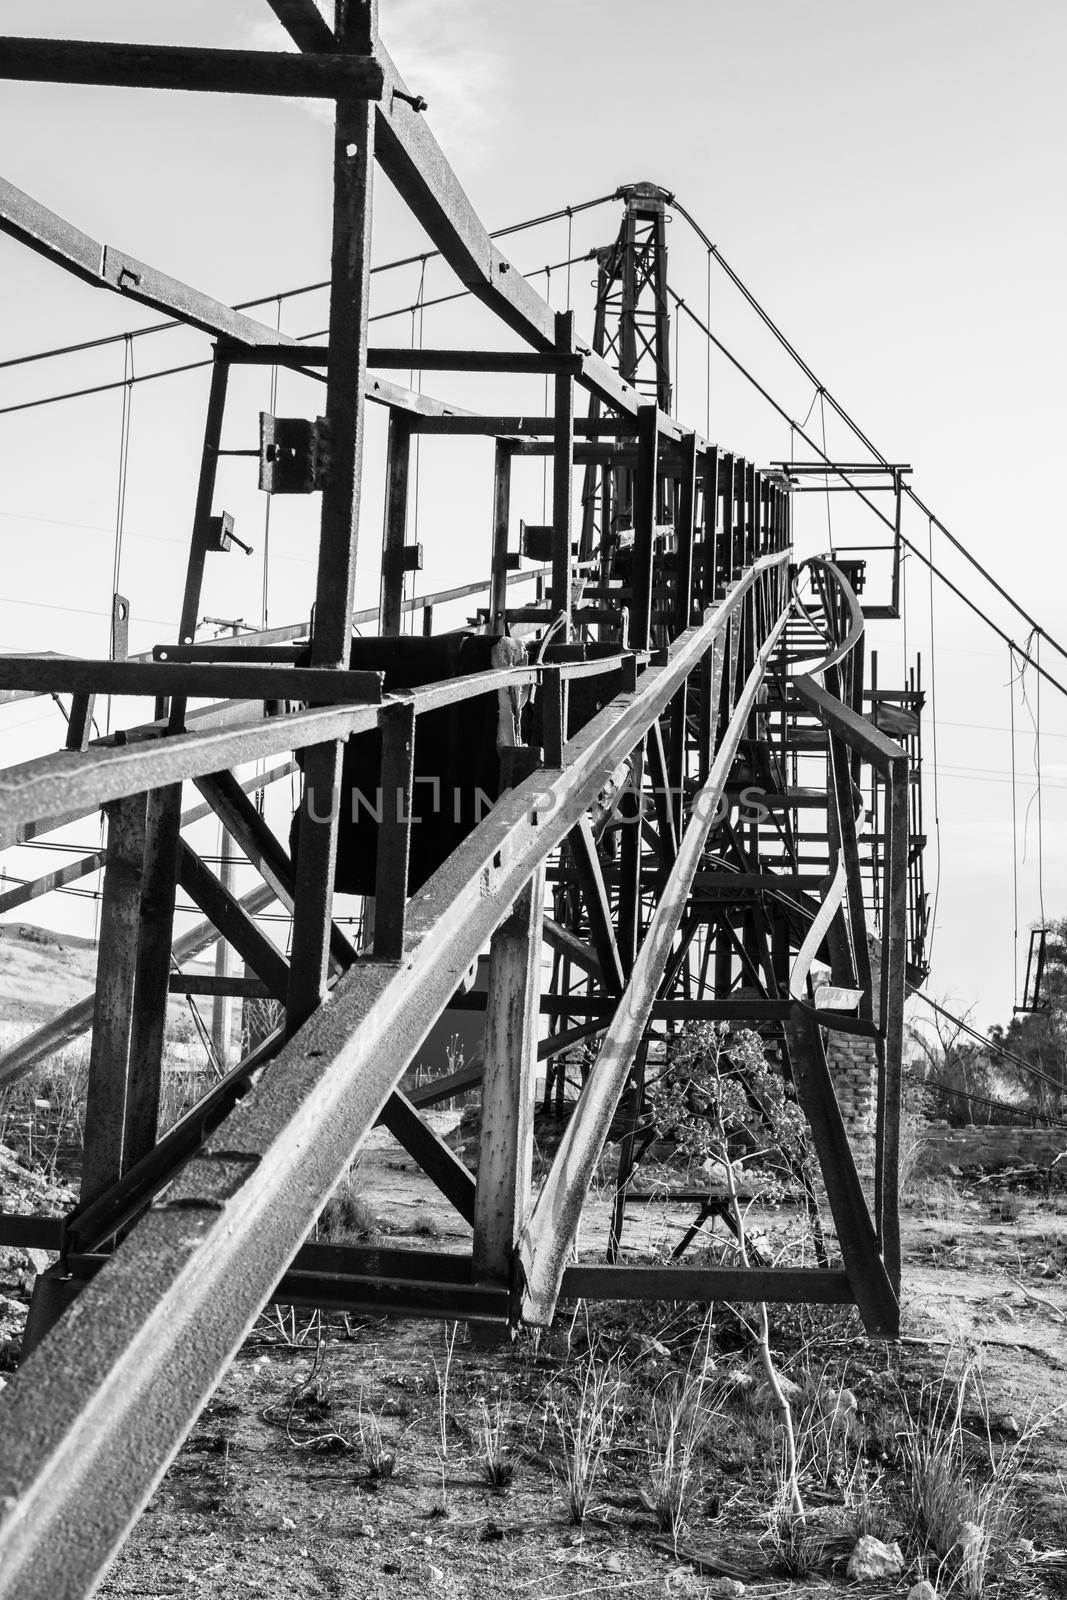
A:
[551, 1346, 622, 1524]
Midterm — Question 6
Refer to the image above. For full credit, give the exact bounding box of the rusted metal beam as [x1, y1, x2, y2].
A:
[377, 1092, 477, 1226]
[379, 410, 412, 635]
[0, 657, 384, 704]
[0, 175, 308, 346]
[80, 795, 147, 1206]
[288, 1, 377, 1028]
[0, 883, 277, 1090]
[474, 871, 545, 1283]
[264, 0, 334, 52]
[0, 702, 379, 850]
[560, 1264, 853, 1303]
[785, 1004, 899, 1337]
[520, 594, 791, 1324]
[567, 816, 625, 993]
[0, 38, 384, 97]
[0, 560, 791, 1597]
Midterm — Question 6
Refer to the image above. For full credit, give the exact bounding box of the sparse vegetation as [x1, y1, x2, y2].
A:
[898, 1355, 1038, 1595]
[1, 933, 1063, 1596]
[551, 1345, 622, 1524]
[476, 1396, 515, 1490]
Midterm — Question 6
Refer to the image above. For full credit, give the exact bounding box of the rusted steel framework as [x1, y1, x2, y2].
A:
[0, 7, 926, 1596]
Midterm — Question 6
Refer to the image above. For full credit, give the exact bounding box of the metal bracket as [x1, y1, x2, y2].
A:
[258, 412, 330, 494]
[521, 520, 577, 563]
[205, 511, 253, 555]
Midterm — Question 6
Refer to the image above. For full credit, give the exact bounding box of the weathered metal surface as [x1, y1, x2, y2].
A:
[80, 795, 147, 1206]
[0, 657, 385, 704]
[0, 11, 927, 1587]
[474, 870, 545, 1284]
[520, 597, 791, 1324]
[0, 38, 384, 97]
[560, 1265, 853, 1303]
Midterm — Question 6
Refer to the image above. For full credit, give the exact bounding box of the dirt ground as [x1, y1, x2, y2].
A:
[3, 1118, 1060, 1600]
[1, 925, 1065, 1598]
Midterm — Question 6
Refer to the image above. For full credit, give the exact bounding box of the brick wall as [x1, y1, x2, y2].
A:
[922, 1121, 1067, 1172]
[825, 1032, 878, 1145]
[817, 936, 882, 1154]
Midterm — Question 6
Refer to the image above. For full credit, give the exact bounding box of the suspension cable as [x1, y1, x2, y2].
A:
[1009, 643, 1020, 1004]
[261, 296, 281, 631]
[1036, 632, 1046, 926]
[925, 518, 943, 963]
[0, 253, 594, 419]
[672, 196, 1067, 669]
[409, 256, 427, 635]
[908, 984, 1066, 1097]
[0, 192, 617, 375]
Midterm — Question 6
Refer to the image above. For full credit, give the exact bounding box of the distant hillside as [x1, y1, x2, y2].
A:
[0, 921, 99, 1032]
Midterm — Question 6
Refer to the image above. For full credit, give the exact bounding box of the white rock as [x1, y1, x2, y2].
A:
[907, 1581, 938, 1600]
[755, 1372, 802, 1408]
[958, 1521, 988, 1558]
[846, 1534, 904, 1580]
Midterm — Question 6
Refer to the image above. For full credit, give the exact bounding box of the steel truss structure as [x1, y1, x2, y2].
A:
[0, 6, 927, 1596]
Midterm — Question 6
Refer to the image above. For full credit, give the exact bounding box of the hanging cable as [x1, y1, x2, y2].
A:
[105, 333, 135, 748]
[261, 296, 282, 632]
[1036, 631, 1045, 927]
[671, 196, 1067, 671]
[818, 389, 832, 547]
[704, 247, 711, 439]
[0, 191, 617, 375]
[907, 984, 1066, 1096]
[565, 207, 573, 311]
[110, 334, 134, 646]
[673, 300, 681, 420]
[0, 253, 594, 420]
[1009, 643, 1020, 1004]
[1016, 628, 1043, 883]
[409, 257, 427, 636]
[542, 263, 552, 521]
[925, 517, 943, 963]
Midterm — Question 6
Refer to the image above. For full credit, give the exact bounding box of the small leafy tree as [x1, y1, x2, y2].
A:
[644, 1022, 808, 1519]
[989, 919, 1067, 1115]
[908, 999, 997, 1124]
[648, 1022, 812, 1202]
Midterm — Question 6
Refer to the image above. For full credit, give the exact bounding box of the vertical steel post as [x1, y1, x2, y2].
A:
[125, 784, 182, 1166]
[552, 310, 575, 641]
[630, 404, 658, 652]
[175, 358, 230, 654]
[489, 439, 513, 629]
[379, 408, 412, 636]
[474, 869, 545, 1288]
[81, 793, 147, 1205]
[669, 432, 698, 835]
[288, 0, 377, 1028]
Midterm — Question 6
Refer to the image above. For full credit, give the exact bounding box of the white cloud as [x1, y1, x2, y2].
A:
[238, 1, 510, 163]
[380, 0, 509, 170]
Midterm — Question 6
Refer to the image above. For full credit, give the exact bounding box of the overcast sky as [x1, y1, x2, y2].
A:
[0, 0, 1064, 1031]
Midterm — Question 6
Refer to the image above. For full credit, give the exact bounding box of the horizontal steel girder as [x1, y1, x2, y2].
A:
[0, 38, 385, 98]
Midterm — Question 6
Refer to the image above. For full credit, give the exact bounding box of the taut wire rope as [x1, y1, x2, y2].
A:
[408, 256, 427, 635]
[1009, 643, 1020, 1003]
[261, 296, 282, 632]
[925, 515, 943, 964]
